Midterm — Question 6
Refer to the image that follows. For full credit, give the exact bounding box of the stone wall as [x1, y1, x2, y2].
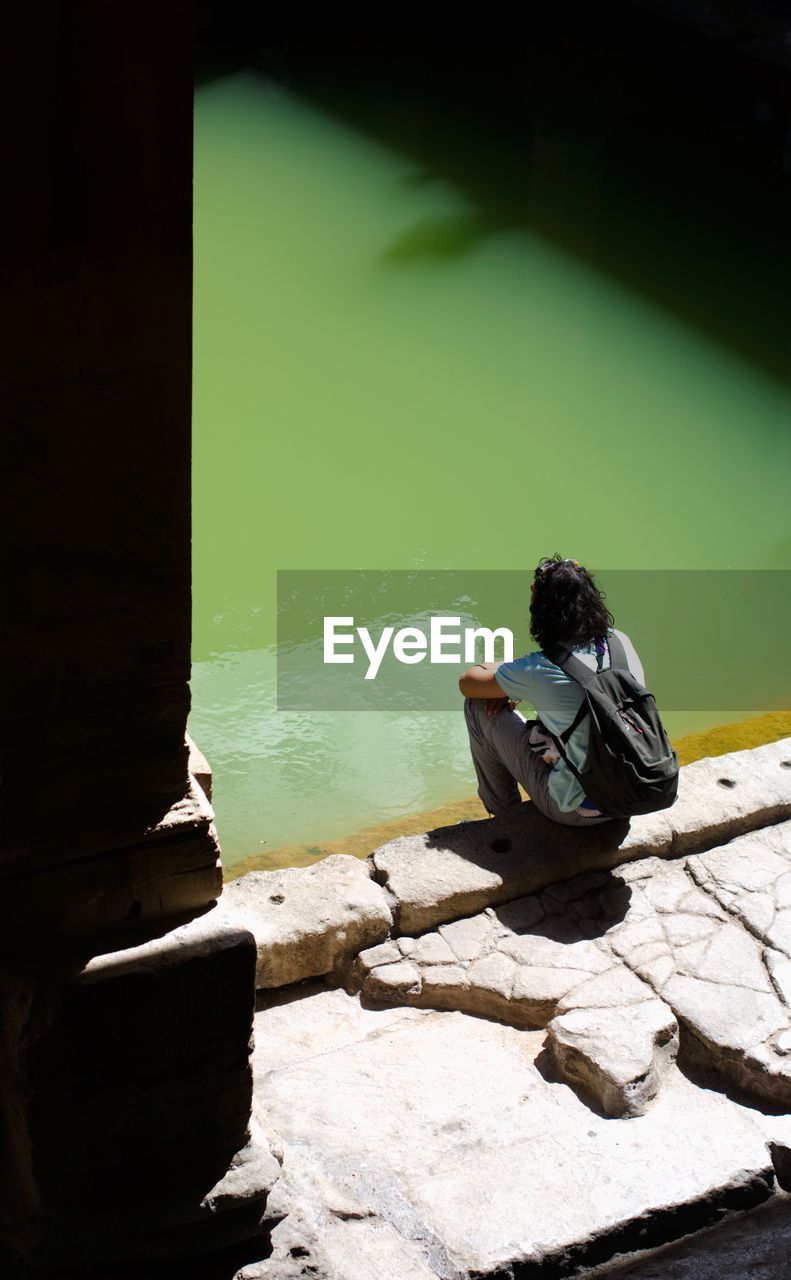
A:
[0, 5, 254, 1267]
[0, 0, 217, 924]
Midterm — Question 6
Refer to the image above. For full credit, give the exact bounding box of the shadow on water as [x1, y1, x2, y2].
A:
[195, 3, 791, 385]
[381, 209, 497, 263]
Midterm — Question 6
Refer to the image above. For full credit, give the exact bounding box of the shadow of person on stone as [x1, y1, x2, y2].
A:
[423, 800, 633, 906]
[490, 867, 633, 943]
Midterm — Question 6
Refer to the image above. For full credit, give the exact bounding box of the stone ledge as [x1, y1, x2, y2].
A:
[220, 740, 791, 1000]
[370, 738, 791, 936]
[227, 739, 791, 1278]
[219, 854, 394, 989]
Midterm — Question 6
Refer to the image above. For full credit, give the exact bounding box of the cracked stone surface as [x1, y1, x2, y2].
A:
[686, 822, 791, 960]
[245, 987, 788, 1280]
[235, 739, 791, 1277]
[355, 874, 678, 1118]
[606, 841, 791, 1108]
[358, 824, 791, 1114]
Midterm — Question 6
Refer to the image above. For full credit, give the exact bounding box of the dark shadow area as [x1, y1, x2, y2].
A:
[195, 2, 791, 384]
[532, 1042, 623, 1123]
[421, 801, 633, 900]
[587, 1193, 791, 1280]
[0, 1228, 275, 1280]
[493, 867, 633, 939]
[255, 971, 342, 1014]
[504, 1171, 774, 1279]
[677, 1032, 791, 1116]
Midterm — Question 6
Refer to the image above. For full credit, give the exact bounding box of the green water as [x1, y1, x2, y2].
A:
[191, 71, 791, 868]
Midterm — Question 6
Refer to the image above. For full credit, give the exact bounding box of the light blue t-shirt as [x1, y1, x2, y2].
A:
[494, 628, 645, 812]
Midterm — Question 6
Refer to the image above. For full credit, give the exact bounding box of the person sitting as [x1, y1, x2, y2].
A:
[458, 555, 644, 826]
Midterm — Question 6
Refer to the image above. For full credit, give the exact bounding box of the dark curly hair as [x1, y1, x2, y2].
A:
[530, 554, 614, 652]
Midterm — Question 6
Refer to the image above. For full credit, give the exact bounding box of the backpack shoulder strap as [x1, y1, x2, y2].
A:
[549, 633, 633, 680]
[544, 644, 599, 689]
[605, 630, 630, 672]
[558, 698, 589, 745]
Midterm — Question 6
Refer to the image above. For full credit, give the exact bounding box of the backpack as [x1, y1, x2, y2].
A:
[543, 632, 679, 818]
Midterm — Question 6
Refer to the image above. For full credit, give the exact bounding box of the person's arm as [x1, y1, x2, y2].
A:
[459, 663, 520, 716]
[458, 661, 507, 699]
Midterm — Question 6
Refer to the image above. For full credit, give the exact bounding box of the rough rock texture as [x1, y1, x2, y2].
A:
[355, 875, 678, 1118]
[547, 967, 679, 1119]
[370, 740, 791, 936]
[770, 1142, 791, 1192]
[221, 855, 393, 989]
[686, 822, 791, 960]
[607, 844, 791, 1108]
[244, 987, 787, 1280]
[216, 743, 791, 1276]
[357, 824, 791, 1115]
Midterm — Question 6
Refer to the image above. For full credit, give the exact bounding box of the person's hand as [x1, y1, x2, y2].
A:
[484, 698, 519, 717]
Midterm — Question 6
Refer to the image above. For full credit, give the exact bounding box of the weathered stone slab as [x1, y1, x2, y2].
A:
[589, 848, 791, 1110]
[252, 986, 430, 1084]
[666, 744, 791, 854]
[250, 993, 778, 1278]
[359, 833, 791, 1113]
[221, 855, 393, 989]
[547, 967, 679, 1118]
[355, 900, 618, 1033]
[241, 1209, 439, 1280]
[356, 891, 678, 1117]
[370, 739, 791, 936]
[687, 820, 791, 959]
[370, 811, 634, 937]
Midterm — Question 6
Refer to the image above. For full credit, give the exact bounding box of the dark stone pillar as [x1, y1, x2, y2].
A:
[0, 5, 263, 1266]
[1, 1, 221, 938]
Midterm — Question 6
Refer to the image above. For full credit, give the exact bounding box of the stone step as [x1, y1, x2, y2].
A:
[370, 737, 791, 936]
[219, 853, 394, 990]
[245, 985, 791, 1280]
[219, 739, 791, 998]
[235, 741, 791, 1278]
[354, 820, 791, 1119]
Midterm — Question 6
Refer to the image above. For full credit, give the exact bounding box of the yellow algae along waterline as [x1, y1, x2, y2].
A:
[226, 710, 791, 879]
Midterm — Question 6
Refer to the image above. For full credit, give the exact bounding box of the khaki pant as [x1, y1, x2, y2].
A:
[463, 697, 615, 826]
